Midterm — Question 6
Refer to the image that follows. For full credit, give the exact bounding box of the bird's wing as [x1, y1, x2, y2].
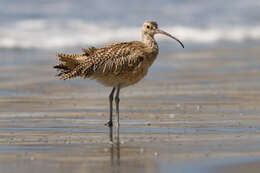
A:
[85, 41, 147, 76]
[55, 41, 148, 79]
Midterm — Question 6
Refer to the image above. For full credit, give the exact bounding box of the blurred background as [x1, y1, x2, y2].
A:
[0, 0, 260, 50]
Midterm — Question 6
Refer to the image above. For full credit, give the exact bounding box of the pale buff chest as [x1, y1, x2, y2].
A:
[93, 54, 157, 88]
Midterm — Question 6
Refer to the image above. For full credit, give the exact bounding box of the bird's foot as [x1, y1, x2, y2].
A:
[105, 121, 113, 127]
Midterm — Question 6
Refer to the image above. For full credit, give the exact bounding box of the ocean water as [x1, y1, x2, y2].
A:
[0, 0, 260, 49]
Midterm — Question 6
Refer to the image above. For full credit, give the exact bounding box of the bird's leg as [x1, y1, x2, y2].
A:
[115, 84, 121, 142]
[105, 87, 115, 127]
[115, 85, 121, 128]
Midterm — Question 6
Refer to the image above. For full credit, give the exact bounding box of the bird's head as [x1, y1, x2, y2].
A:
[142, 21, 158, 37]
[142, 21, 184, 48]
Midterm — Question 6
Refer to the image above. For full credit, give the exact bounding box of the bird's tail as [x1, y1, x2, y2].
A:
[54, 53, 85, 80]
[54, 47, 98, 80]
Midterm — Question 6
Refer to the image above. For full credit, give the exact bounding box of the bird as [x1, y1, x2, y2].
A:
[54, 21, 184, 130]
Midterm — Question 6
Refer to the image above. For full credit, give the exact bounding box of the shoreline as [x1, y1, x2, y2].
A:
[0, 45, 260, 172]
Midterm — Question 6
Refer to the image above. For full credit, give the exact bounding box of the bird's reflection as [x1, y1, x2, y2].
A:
[109, 125, 120, 171]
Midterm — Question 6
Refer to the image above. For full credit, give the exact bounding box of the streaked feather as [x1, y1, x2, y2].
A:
[54, 40, 158, 86]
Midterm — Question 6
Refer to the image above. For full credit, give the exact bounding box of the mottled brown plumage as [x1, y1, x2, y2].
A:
[55, 41, 158, 88]
[54, 21, 184, 138]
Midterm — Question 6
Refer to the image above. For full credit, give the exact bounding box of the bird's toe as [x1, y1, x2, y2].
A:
[105, 121, 113, 127]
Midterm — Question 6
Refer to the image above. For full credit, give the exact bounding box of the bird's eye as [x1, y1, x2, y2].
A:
[146, 25, 150, 29]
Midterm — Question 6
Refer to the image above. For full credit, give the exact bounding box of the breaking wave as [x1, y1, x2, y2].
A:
[0, 19, 260, 49]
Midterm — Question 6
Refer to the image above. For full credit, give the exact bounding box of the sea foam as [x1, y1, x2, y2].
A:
[0, 19, 259, 49]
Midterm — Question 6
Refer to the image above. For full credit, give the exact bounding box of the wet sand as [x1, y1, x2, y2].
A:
[0, 46, 260, 172]
[213, 160, 260, 173]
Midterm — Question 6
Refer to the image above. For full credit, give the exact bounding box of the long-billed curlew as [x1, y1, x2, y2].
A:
[54, 21, 184, 133]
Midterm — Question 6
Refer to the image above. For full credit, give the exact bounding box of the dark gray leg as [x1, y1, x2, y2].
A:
[115, 85, 120, 128]
[105, 87, 115, 127]
[115, 85, 120, 142]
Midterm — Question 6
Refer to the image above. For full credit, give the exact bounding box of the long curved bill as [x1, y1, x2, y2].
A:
[156, 29, 184, 48]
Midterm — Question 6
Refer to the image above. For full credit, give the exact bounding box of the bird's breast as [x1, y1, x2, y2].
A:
[94, 52, 158, 88]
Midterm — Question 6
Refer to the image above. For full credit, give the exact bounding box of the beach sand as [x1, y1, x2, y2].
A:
[0, 46, 260, 172]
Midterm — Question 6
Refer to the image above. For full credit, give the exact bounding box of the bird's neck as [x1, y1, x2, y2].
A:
[142, 33, 158, 49]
